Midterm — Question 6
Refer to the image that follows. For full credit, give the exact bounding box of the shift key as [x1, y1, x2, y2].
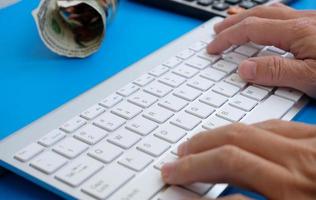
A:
[241, 95, 294, 124]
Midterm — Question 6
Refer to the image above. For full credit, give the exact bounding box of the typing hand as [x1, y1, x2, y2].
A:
[161, 120, 316, 200]
[208, 4, 316, 98]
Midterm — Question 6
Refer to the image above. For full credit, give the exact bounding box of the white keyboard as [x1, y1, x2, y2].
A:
[0, 17, 308, 200]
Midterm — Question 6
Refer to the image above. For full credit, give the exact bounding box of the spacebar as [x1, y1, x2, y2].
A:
[108, 167, 165, 200]
[241, 95, 294, 124]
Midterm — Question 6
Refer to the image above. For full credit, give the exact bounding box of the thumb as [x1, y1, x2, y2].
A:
[238, 56, 309, 91]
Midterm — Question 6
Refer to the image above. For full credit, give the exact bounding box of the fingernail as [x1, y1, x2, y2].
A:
[177, 142, 188, 156]
[239, 60, 257, 80]
[161, 162, 177, 182]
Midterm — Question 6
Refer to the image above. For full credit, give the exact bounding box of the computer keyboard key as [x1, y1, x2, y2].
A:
[173, 85, 202, 101]
[137, 136, 170, 157]
[30, 151, 67, 174]
[163, 57, 183, 68]
[198, 50, 221, 64]
[149, 65, 169, 77]
[118, 150, 153, 172]
[223, 45, 237, 54]
[253, 0, 268, 3]
[55, 157, 103, 187]
[80, 105, 105, 120]
[186, 55, 211, 70]
[99, 93, 123, 108]
[241, 85, 269, 101]
[172, 64, 199, 79]
[274, 88, 303, 102]
[188, 126, 208, 139]
[88, 141, 123, 163]
[117, 83, 140, 97]
[128, 91, 158, 108]
[159, 73, 186, 88]
[224, 73, 247, 88]
[107, 129, 141, 149]
[159, 94, 188, 112]
[53, 137, 88, 159]
[189, 41, 207, 52]
[212, 82, 240, 97]
[60, 116, 86, 133]
[242, 95, 295, 124]
[126, 116, 158, 136]
[38, 129, 66, 147]
[111, 101, 142, 120]
[154, 124, 186, 144]
[108, 167, 164, 200]
[212, 60, 238, 74]
[14, 143, 44, 162]
[248, 42, 264, 50]
[93, 112, 126, 132]
[229, 94, 258, 112]
[199, 91, 228, 108]
[216, 105, 246, 122]
[267, 46, 286, 55]
[144, 81, 173, 97]
[82, 164, 134, 200]
[171, 143, 181, 156]
[185, 101, 215, 119]
[197, 0, 214, 6]
[257, 49, 280, 57]
[171, 112, 202, 131]
[222, 51, 248, 65]
[74, 124, 108, 145]
[203, 115, 232, 130]
[225, 0, 241, 4]
[133, 74, 155, 87]
[184, 183, 213, 196]
[176, 49, 195, 60]
[239, 1, 256, 9]
[200, 67, 226, 82]
[187, 75, 214, 91]
[154, 154, 178, 170]
[212, 2, 229, 11]
[143, 105, 174, 124]
[234, 45, 258, 57]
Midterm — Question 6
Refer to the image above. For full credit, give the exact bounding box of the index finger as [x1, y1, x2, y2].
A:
[214, 4, 295, 34]
[207, 17, 306, 54]
[161, 145, 290, 199]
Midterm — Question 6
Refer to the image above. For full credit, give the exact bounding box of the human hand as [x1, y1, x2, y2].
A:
[161, 120, 316, 199]
[207, 4, 316, 98]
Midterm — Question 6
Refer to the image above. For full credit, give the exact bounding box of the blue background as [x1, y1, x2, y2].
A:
[0, 0, 315, 199]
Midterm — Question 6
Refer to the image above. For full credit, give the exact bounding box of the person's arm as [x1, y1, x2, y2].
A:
[161, 4, 316, 200]
[162, 120, 316, 200]
[209, 3, 316, 98]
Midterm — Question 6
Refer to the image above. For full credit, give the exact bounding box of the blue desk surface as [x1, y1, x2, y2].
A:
[0, 0, 315, 199]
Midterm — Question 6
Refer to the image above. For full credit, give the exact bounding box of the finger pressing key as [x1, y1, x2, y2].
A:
[214, 4, 296, 34]
[208, 17, 306, 54]
[161, 146, 290, 200]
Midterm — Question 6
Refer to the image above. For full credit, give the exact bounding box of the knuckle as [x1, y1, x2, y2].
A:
[267, 56, 286, 82]
[249, 5, 265, 15]
[181, 155, 195, 174]
[219, 145, 240, 158]
[291, 18, 316, 37]
[217, 145, 243, 173]
[224, 123, 248, 142]
[242, 16, 260, 28]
